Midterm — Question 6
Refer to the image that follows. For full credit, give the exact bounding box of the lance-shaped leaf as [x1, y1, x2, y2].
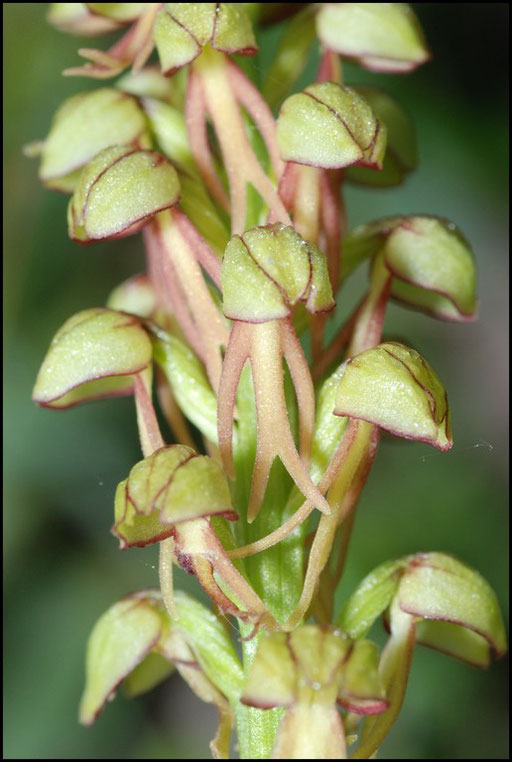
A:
[47, 3, 123, 35]
[113, 445, 237, 548]
[68, 146, 180, 242]
[154, 3, 257, 76]
[277, 82, 386, 170]
[316, 3, 430, 73]
[341, 216, 477, 321]
[79, 595, 163, 725]
[32, 308, 152, 409]
[345, 87, 417, 187]
[334, 341, 452, 451]
[222, 223, 335, 322]
[37, 88, 148, 192]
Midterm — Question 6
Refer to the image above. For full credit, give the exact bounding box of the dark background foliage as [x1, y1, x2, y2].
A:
[4, 3, 509, 758]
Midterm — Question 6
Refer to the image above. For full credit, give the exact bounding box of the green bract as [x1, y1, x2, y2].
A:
[38, 88, 148, 192]
[343, 216, 477, 320]
[68, 146, 180, 241]
[113, 445, 237, 548]
[277, 82, 386, 170]
[311, 365, 349, 481]
[334, 341, 452, 451]
[345, 87, 417, 187]
[154, 3, 257, 75]
[316, 3, 429, 73]
[221, 223, 335, 322]
[32, 308, 152, 408]
[339, 552, 507, 666]
[153, 334, 218, 444]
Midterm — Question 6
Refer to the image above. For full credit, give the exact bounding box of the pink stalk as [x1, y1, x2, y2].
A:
[133, 371, 165, 457]
[193, 52, 291, 234]
[280, 317, 315, 461]
[312, 298, 364, 381]
[144, 223, 204, 358]
[154, 210, 229, 391]
[247, 320, 330, 522]
[226, 60, 285, 180]
[185, 69, 231, 212]
[217, 322, 250, 479]
[347, 258, 392, 356]
[172, 208, 222, 289]
[228, 418, 362, 561]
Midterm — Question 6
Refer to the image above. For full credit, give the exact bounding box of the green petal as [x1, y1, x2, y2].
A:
[385, 217, 477, 320]
[345, 87, 417, 187]
[123, 651, 175, 697]
[338, 639, 388, 714]
[32, 308, 152, 407]
[107, 274, 158, 318]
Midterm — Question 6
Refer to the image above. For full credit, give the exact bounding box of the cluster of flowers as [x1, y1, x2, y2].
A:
[31, 4, 505, 759]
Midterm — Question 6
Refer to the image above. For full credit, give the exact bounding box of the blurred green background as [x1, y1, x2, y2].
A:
[4, 3, 508, 759]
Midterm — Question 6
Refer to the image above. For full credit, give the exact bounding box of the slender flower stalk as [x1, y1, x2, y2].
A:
[30, 4, 506, 759]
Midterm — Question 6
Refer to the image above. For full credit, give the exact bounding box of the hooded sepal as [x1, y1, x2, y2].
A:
[334, 341, 452, 451]
[345, 87, 417, 187]
[154, 3, 257, 76]
[68, 146, 180, 241]
[32, 308, 152, 409]
[316, 3, 430, 73]
[222, 223, 335, 323]
[342, 216, 477, 321]
[112, 445, 237, 548]
[36, 88, 149, 192]
[277, 82, 386, 170]
[241, 626, 388, 759]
